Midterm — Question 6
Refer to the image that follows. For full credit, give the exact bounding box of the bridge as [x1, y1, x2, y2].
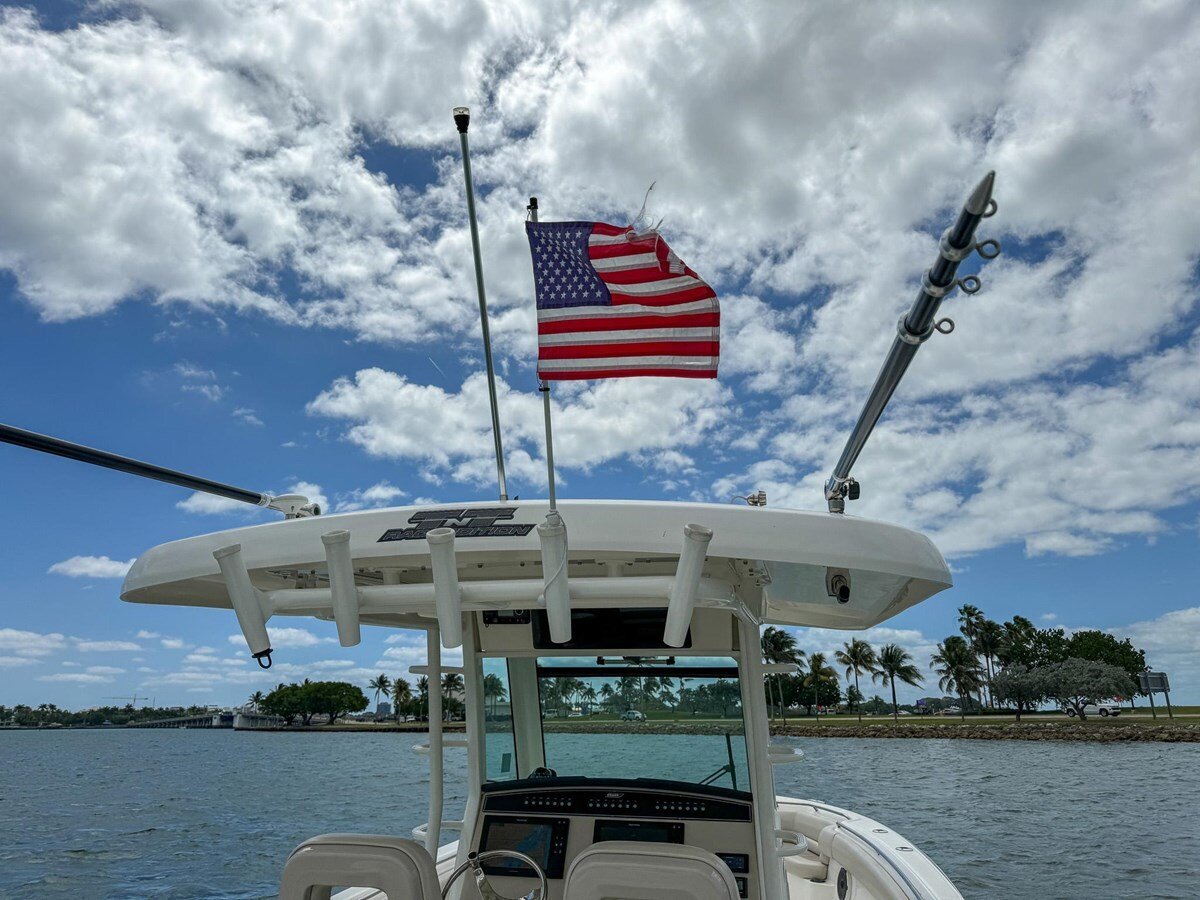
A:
[131, 710, 284, 729]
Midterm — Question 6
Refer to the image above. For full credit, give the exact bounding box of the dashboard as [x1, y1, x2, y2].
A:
[472, 777, 758, 899]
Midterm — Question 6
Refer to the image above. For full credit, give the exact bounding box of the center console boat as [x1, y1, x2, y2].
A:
[121, 498, 964, 899]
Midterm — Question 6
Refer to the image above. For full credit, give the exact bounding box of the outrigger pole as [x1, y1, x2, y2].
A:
[824, 171, 1001, 513]
[0, 422, 320, 518]
[454, 106, 508, 502]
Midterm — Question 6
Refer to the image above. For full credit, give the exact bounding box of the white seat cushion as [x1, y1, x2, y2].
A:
[564, 841, 739, 900]
[279, 833, 439, 900]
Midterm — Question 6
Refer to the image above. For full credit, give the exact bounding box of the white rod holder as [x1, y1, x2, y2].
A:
[663, 523, 713, 647]
[537, 511, 571, 643]
[427, 527, 463, 649]
[213, 544, 272, 664]
[321, 530, 361, 647]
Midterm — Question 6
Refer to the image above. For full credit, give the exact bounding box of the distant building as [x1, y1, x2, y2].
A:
[377, 701, 392, 717]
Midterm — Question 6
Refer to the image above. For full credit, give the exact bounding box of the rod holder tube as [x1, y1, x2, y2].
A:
[427, 527, 463, 649]
[663, 524, 714, 647]
[321, 530, 361, 647]
[423, 626, 444, 855]
[213, 544, 272, 661]
[537, 511, 571, 643]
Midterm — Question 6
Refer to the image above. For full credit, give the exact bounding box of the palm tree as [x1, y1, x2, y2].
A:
[957, 604, 984, 643]
[761, 626, 804, 723]
[483, 673, 507, 718]
[835, 639, 878, 722]
[599, 683, 615, 712]
[581, 684, 598, 714]
[930, 636, 983, 721]
[801, 652, 837, 717]
[368, 674, 392, 711]
[248, 690, 265, 711]
[392, 678, 412, 722]
[416, 676, 430, 719]
[873, 644, 924, 722]
[974, 620, 1003, 707]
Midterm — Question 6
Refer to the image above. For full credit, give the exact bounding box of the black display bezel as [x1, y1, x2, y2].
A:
[717, 852, 750, 874]
[479, 815, 570, 879]
[592, 819, 685, 844]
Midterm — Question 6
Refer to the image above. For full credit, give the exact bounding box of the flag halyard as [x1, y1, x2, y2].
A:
[526, 221, 719, 381]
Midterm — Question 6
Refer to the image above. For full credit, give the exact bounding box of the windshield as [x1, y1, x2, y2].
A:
[533, 656, 748, 790]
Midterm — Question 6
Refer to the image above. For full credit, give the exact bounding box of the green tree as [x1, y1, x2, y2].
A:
[248, 690, 265, 711]
[483, 673, 507, 718]
[930, 636, 983, 721]
[990, 664, 1044, 721]
[1040, 658, 1138, 720]
[368, 674, 392, 711]
[974, 620, 1003, 707]
[835, 638, 878, 723]
[261, 684, 304, 725]
[874, 644, 924, 722]
[801, 653, 838, 716]
[441, 673, 464, 721]
[1063, 631, 1147, 707]
[761, 626, 804, 724]
[392, 678, 413, 721]
[416, 676, 430, 719]
[305, 681, 369, 724]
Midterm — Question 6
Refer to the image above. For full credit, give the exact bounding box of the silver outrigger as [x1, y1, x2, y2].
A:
[2, 153, 1002, 898]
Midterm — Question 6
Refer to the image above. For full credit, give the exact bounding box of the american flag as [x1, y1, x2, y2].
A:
[526, 221, 719, 380]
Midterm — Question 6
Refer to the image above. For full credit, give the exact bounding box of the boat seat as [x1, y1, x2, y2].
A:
[777, 805, 838, 882]
[563, 841, 739, 900]
[279, 833, 439, 900]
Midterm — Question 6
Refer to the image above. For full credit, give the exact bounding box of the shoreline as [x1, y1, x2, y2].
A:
[6, 720, 1198, 743]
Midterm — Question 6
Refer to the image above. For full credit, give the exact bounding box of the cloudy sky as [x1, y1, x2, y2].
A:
[1, 1, 1197, 709]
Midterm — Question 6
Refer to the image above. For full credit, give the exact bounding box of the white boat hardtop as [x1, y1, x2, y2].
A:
[122, 499, 950, 631]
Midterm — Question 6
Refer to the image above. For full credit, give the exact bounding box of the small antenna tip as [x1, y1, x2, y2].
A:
[453, 107, 470, 133]
[965, 170, 996, 215]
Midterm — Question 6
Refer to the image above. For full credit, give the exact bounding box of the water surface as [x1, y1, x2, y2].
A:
[0, 731, 1195, 898]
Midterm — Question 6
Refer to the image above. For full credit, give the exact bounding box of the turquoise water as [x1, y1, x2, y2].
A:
[0, 730, 1196, 898]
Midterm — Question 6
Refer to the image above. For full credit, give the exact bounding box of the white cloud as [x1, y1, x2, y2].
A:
[182, 382, 225, 402]
[233, 407, 264, 426]
[0, 628, 67, 657]
[177, 480, 326, 516]
[160, 638, 187, 649]
[226, 626, 335, 649]
[38, 672, 114, 684]
[0, 656, 39, 668]
[136, 630, 161, 639]
[309, 368, 732, 487]
[73, 639, 142, 652]
[174, 361, 216, 380]
[85, 666, 126, 675]
[336, 481, 408, 512]
[48, 555, 134, 578]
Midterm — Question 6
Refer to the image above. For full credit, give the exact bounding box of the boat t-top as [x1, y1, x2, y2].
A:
[1, 109, 1003, 899]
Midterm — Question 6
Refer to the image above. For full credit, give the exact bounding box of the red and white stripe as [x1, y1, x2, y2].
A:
[537, 222, 719, 380]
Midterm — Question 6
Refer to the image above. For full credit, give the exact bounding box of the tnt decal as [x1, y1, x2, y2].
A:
[378, 507, 536, 541]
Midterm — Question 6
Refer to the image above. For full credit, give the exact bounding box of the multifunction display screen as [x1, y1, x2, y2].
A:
[593, 820, 685, 844]
[480, 816, 570, 879]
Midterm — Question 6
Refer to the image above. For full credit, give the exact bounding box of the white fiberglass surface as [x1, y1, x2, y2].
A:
[484, 656, 749, 791]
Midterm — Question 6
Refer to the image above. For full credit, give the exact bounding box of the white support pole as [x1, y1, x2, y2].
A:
[528, 196, 559, 512]
[427, 527, 463, 649]
[663, 524, 713, 648]
[537, 511, 571, 643]
[213, 544, 272, 665]
[423, 626, 444, 856]
[321, 530, 361, 647]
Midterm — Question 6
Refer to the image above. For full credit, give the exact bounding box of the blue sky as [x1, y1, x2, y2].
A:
[1, 1, 1198, 708]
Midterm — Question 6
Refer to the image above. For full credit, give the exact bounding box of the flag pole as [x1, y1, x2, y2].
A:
[454, 106, 508, 502]
[528, 196, 558, 511]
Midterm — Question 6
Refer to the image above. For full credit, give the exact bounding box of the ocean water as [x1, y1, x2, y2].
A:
[0, 730, 1196, 899]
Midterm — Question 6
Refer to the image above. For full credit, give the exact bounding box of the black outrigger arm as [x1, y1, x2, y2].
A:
[824, 171, 1001, 513]
[0, 422, 320, 518]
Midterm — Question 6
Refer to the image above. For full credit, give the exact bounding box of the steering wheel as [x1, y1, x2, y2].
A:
[442, 850, 548, 900]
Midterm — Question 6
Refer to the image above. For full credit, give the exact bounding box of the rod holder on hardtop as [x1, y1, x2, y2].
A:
[213, 544, 273, 667]
[538, 511, 571, 643]
[427, 528, 463, 649]
[0, 422, 320, 518]
[824, 171, 1000, 513]
[663, 524, 714, 647]
[321, 530, 361, 647]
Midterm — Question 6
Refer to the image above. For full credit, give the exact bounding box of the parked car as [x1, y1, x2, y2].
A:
[620, 709, 646, 721]
[1064, 701, 1122, 718]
